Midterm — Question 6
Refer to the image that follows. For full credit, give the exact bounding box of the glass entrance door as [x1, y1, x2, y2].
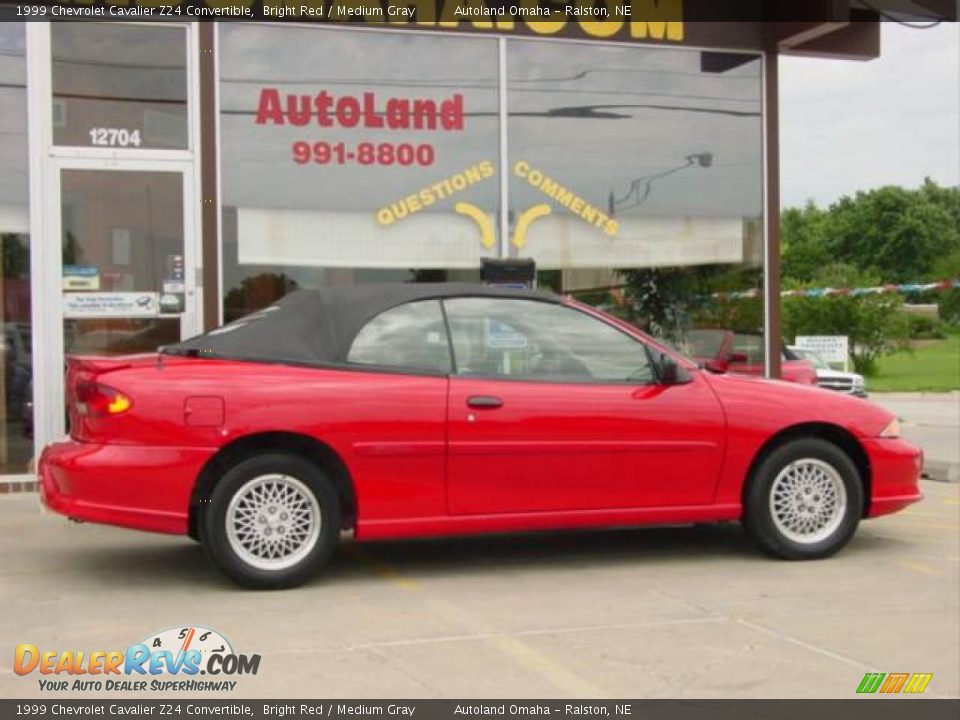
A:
[59, 168, 194, 356]
[36, 160, 200, 443]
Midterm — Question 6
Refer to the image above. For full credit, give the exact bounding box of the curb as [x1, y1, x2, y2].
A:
[922, 460, 960, 483]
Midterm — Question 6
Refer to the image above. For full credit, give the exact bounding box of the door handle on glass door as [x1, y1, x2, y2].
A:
[467, 396, 503, 409]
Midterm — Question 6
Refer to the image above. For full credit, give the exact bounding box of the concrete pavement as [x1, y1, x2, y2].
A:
[1, 480, 957, 699]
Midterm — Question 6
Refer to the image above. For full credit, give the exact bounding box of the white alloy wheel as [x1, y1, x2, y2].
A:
[769, 458, 848, 545]
[225, 473, 322, 571]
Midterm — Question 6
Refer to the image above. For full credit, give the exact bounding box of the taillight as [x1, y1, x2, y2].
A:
[75, 381, 132, 417]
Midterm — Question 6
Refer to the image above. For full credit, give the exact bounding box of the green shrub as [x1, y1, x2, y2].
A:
[782, 264, 910, 376]
[905, 313, 947, 340]
[939, 289, 960, 327]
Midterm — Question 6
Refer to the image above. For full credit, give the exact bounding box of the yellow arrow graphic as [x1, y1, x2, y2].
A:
[512, 203, 552, 249]
[454, 202, 495, 250]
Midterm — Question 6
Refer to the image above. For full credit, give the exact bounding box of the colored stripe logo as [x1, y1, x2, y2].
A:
[857, 672, 933, 694]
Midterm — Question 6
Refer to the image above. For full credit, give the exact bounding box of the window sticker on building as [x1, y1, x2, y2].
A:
[515, 161, 619, 237]
[62, 265, 100, 291]
[376, 161, 495, 227]
[63, 292, 159, 319]
[255, 88, 463, 170]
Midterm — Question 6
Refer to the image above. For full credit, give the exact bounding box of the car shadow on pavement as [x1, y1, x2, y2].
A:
[322, 523, 763, 586]
[56, 521, 909, 590]
[61, 539, 220, 587]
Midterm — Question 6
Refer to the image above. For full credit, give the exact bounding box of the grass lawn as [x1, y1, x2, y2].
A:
[869, 331, 960, 393]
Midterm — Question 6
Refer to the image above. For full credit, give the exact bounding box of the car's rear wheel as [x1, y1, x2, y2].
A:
[744, 438, 863, 559]
[201, 453, 340, 589]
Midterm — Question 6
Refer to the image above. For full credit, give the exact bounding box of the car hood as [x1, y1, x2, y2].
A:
[701, 370, 891, 437]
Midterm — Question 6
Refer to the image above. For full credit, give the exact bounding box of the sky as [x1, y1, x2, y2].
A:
[779, 21, 959, 209]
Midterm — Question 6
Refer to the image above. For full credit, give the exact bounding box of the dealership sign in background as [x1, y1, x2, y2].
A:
[226, 20, 760, 271]
[795, 335, 851, 371]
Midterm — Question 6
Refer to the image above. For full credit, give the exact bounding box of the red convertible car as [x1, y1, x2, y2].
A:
[681, 329, 819, 386]
[40, 284, 922, 588]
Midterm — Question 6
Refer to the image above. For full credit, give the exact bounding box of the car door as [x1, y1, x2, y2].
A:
[443, 297, 726, 515]
[342, 299, 452, 522]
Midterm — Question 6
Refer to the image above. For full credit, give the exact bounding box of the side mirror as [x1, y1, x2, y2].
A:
[727, 352, 749, 364]
[659, 353, 690, 385]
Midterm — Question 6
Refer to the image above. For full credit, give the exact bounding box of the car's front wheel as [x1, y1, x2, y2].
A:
[202, 453, 340, 589]
[744, 438, 863, 559]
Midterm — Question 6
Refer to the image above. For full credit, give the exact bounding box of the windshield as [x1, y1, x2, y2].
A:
[682, 329, 727, 358]
[792, 348, 830, 370]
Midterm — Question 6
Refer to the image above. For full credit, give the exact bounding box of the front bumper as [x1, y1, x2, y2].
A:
[862, 437, 924, 518]
[39, 439, 214, 535]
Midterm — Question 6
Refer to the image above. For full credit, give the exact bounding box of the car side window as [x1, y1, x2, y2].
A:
[444, 298, 654, 384]
[347, 300, 451, 374]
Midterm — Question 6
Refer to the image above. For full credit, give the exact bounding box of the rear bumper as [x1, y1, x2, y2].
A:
[862, 437, 924, 518]
[39, 439, 214, 535]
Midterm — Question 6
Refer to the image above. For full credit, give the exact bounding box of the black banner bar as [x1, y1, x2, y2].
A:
[2, 700, 960, 720]
[0, 0, 955, 24]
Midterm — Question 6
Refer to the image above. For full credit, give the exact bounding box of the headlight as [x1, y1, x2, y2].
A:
[879, 418, 901, 438]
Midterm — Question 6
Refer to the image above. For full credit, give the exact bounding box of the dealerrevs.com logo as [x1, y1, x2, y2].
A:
[14, 626, 260, 693]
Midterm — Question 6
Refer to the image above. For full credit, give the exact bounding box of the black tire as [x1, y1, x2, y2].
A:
[743, 438, 863, 559]
[201, 452, 341, 589]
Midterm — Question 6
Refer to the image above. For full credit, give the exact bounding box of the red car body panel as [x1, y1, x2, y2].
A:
[446, 376, 725, 514]
[39, 298, 922, 543]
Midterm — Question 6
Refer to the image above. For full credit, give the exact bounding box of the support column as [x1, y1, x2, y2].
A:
[764, 50, 782, 379]
[199, 23, 220, 330]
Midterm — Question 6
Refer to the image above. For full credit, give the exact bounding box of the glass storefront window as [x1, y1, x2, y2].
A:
[51, 24, 189, 150]
[0, 24, 32, 473]
[60, 170, 186, 355]
[218, 26, 766, 369]
[506, 42, 765, 366]
[219, 25, 499, 320]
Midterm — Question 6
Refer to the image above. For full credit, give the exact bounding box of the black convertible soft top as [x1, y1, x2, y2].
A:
[162, 283, 562, 367]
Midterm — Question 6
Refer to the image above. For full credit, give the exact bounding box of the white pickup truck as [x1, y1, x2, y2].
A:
[788, 346, 867, 397]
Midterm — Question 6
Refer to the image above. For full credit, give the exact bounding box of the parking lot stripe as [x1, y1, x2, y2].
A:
[906, 522, 960, 530]
[328, 617, 727, 653]
[347, 545, 609, 698]
[894, 559, 941, 576]
[485, 633, 607, 699]
[734, 618, 871, 671]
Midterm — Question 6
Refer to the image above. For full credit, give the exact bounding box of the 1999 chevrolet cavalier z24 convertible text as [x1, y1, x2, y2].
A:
[40, 284, 922, 588]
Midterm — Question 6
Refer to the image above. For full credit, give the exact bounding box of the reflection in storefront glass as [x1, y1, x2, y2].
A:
[60, 171, 185, 356]
[0, 24, 32, 473]
[507, 42, 765, 367]
[51, 24, 188, 150]
[218, 25, 498, 320]
[64, 318, 180, 356]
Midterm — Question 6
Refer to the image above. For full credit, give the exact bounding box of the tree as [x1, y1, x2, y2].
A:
[781, 202, 830, 282]
[782, 264, 910, 375]
[780, 180, 960, 283]
[223, 273, 300, 323]
[619, 264, 763, 342]
[2, 233, 29, 278]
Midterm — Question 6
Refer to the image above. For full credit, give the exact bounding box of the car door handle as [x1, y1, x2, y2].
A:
[467, 395, 503, 409]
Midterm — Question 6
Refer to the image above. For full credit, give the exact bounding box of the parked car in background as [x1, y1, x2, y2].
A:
[39, 284, 920, 589]
[681, 329, 818, 386]
[789, 346, 866, 397]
